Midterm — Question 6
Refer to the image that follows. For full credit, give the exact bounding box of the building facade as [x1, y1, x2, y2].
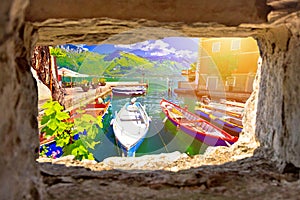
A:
[196, 37, 259, 93]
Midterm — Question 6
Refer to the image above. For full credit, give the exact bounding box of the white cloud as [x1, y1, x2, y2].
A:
[175, 50, 198, 61]
[114, 39, 198, 62]
[169, 47, 177, 53]
[140, 40, 170, 51]
[116, 40, 171, 52]
[133, 41, 151, 49]
[115, 44, 130, 48]
[150, 51, 170, 56]
[115, 40, 150, 49]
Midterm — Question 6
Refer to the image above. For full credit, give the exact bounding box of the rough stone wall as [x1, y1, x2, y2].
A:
[27, 0, 271, 46]
[26, 0, 270, 25]
[0, 0, 42, 199]
[256, 13, 300, 171]
[241, 55, 261, 150]
[0, 0, 299, 199]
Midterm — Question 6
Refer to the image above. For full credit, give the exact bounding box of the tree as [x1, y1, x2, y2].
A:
[50, 47, 66, 58]
[190, 62, 197, 71]
[32, 46, 65, 106]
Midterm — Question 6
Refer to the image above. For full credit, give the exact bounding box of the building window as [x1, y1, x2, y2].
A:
[212, 42, 221, 52]
[231, 39, 241, 50]
[206, 76, 218, 90]
[225, 76, 236, 87]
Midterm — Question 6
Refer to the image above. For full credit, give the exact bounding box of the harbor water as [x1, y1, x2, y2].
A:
[92, 77, 208, 162]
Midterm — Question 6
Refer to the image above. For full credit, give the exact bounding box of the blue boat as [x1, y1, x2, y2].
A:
[195, 106, 243, 137]
[112, 98, 150, 157]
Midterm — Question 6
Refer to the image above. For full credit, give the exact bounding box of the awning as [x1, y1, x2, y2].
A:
[58, 67, 89, 77]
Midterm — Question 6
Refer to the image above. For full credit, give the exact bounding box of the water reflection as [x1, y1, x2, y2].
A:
[92, 79, 208, 162]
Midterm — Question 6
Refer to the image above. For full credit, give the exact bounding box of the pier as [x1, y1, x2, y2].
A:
[105, 82, 148, 88]
[64, 87, 112, 113]
[174, 88, 251, 103]
[38, 81, 148, 115]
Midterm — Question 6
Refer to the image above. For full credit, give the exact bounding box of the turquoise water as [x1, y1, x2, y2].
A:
[92, 78, 208, 162]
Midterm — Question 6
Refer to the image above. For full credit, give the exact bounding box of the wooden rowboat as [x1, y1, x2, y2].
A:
[112, 98, 150, 157]
[68, 99, 111, 122]
[196, 101, 244, 119]
[194, 107, 242, 137]
[112, 86, 146, 96]
[160, 99, 238, 147]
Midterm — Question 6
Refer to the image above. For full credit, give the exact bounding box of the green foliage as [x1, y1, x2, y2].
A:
[40, 100, 103, 161]
[99, 78, 106, 84]
[66, 113, 103, 160]
[41, 101, 73, 139]
[50, 47, 66, 58]
[189, 62, 197, 71]
[92, 77, 98, 84]
[81, 79, 89, 85]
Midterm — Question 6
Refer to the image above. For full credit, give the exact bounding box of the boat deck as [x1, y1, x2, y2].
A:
[162, 101, 226, 138]
[113, 103, 148, 148]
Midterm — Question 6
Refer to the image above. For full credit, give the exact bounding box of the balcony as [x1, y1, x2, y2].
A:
[181, 70, 196, 82]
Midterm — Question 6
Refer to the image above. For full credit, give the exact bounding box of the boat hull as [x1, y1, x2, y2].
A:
[160, 99, 238, 147]
[197, 101, 244, 119]
[115, 136, 145, 157]
[112, 86, 146, 96]
[195, 110, 242, 137]
[112, 102, 150, 156]
[167, 114, 235, 146]
[112, 90, 146, 96]
[68, 101, 111, 122]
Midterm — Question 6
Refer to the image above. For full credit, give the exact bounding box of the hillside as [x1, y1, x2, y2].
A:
[55, 47, 188, 78]
[103, 52, 154, 77]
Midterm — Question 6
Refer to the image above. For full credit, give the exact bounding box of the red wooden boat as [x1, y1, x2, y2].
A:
[160, 99, 238, 147]
[68, 99, 111, 122]
[39, 134, 55, 146]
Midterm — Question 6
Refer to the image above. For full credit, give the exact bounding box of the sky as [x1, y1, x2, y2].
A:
[83, 37, 199, 66]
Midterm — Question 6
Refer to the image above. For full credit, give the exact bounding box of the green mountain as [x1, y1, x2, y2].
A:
[55, 48, 187, 78]
[55, 50, 107, 75]
[103, 52, 154, 77]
